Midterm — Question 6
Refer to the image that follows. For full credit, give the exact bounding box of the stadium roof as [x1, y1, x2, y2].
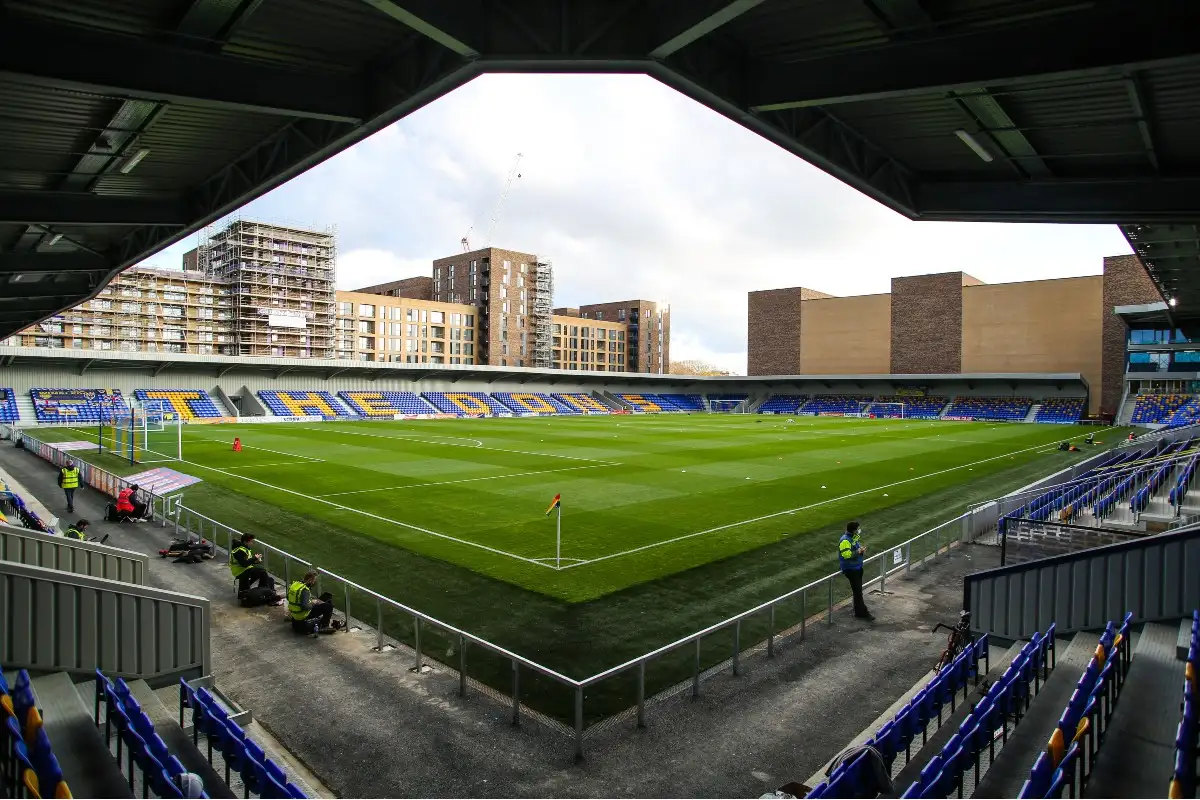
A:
[3, 0, 1199, 337]
[0, 346, 1088, 390]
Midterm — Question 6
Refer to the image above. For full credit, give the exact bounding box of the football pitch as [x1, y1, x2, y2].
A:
[43, 414, 1098, 603]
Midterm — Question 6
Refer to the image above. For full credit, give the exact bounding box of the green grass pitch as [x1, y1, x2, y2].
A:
[35, 414, 1116, 716]
[45, 415, 1096, 602]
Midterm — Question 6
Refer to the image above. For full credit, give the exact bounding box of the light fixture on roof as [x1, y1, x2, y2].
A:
[119, 148, 151, 175]
[1169, 297, 1178, 307]
[47, 233, 63, 246]
[954, 129, 994, 163]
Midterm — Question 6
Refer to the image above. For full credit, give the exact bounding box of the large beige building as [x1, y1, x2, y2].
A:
[747, 255, 1164, 416]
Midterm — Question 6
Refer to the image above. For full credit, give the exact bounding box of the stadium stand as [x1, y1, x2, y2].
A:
[0, 388, 18, 422]
[134, 389, 224, 420]
[553, 393, 611, 414]
[759, 395, 809, 414]
[492, 392, 576, 415]
[337, 390, 437, 417]
[1033, 398, 1086, 424]
[657, 393, 705, 411]
[92, 670, 309, 798]
[30, 388, 127, 423]
[1131, 394, 1195, 425]
[422, 391, 509, 417]
[707, 393, 748, 411]
[944, 396, 1033, 422]
[1166, 398, 1200, 428]
[617, 394, 664, 412]
[256, 390, 352, 420]
[871, 395, 950, 420]
[801, 395, 872, 415]
[1173, 611, 1198, 799]
[1, 668, 75, 798]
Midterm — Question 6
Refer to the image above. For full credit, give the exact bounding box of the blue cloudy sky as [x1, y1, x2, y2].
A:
[142, 74, 1132, 374]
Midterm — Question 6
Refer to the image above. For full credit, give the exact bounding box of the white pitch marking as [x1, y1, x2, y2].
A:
[559, 429, 1105, 570]
[317, 463, 615, 497]
[223, 460, 321, 469]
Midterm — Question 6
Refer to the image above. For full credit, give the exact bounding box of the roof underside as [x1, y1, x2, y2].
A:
[2, 0, 1199, 337]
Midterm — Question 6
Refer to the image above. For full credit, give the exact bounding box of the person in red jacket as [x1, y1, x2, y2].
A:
[115, 484, 149, 522]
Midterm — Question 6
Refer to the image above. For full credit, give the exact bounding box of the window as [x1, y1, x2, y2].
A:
[358, 320, 374, 334]
[431, 326, 446, 339]
[466, 314, 474, 326]
[358, 304, 375, 317]
[407, 324, 418, 337]
[429, 310, 445, 324]
[358, 336, 374, 350]
[406, 308, 417, 321]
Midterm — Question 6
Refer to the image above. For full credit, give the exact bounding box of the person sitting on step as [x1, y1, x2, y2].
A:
[287, 570, 343, 637]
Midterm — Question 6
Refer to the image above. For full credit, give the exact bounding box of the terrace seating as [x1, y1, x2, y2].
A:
[2, 668, 75, 799]
[492, 392, 576, 415]
[30, 388, 127, 423]
[1171, 610, 1198, 798]
[0, 389, 18, 423]
[337, 391, 437, 417]
[553, 393, 611, 414]
[801, 395, 872, 416]
[1034, 398, 1086, 424]
[257, 390, 351, 420]
[1167, 398, 1200, 428]
[422, 392, 509, 417]
[617, 394, 664, 412]
[1169, 455, 1199, 512]
[93, 669, 308, 798]
[1131, 394, 1195, 425]
[135, 390, 224, 420]
[759, 395, 809, 414]
[1016, 613, 1134, 799]
[945, 396, 1033, 422]
[872, 396, 950, 420]
[656, 393, 705, 411]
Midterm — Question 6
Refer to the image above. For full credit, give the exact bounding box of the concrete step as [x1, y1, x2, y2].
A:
[1179, 617, 1195, 662]
[969, 632, 1102, 800]
[128, 679, 238, 799]
[1082, 622, 1183, 798]
[32, 671, 134, 799]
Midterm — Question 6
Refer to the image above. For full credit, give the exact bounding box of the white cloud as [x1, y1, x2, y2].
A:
[140, 74, 1133, 374]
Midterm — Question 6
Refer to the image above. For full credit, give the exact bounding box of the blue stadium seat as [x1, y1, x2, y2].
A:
[135, 389, 224, 419]
[338, 391, 438, 417]
[944, 396, 1033, 421]
[421, 392, 509, 416]
[257, 391, 353, 420]
[0, 388, 19, 422]
[801, 395, 873, 415]
[492, 392, 577, 415]
[759, 395, 809, 414]
[873, 396, 949, 419]
[1035, 398, 1086, 424]
[553, 393, 611, 414]
[1131, 394, 1195, 425]
[30, 388, 128, 423]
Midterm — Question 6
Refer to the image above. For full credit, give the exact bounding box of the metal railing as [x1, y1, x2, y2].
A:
[12, 429, 985, 758]
[0, 521, 149, 583]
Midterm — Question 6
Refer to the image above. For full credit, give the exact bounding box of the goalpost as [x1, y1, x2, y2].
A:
[854, 401, 906, 419]
[98, 400, 182, 464]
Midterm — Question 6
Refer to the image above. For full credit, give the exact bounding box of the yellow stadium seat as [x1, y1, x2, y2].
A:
[23, 768, 42, 799]
[24, 705, 42, 745]
[1168, 778, 1183, 799]
[55, 779, 72, 799]
[1047, 728, 1065, 767]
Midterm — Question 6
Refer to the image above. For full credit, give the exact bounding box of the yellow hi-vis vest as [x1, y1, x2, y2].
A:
[64, 526, 86, 541]
[287, 581, 309, 621]
[229, 545, 253, 578]
[60, 468, 80, 489]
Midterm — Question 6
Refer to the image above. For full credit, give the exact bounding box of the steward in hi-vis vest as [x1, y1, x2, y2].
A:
[838, 521, 874, 622]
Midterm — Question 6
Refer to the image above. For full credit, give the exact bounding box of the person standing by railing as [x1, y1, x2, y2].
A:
[57, 458, 80, 514]
[838, 521, 874, 621]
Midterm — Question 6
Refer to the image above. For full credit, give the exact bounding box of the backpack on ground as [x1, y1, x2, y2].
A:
[104, 503, 119, 522]
[240, 586, 281, 608]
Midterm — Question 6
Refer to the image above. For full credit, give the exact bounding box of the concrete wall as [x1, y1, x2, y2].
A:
[890, 273, 973, 374]
[962, 276, 1104, 414]
[799, 294, 891, 374]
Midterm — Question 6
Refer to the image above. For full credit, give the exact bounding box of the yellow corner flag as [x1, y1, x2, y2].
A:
[545, 494, 561, 516]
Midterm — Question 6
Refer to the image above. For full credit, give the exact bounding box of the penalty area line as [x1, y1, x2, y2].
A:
[560, 429, 1104, 571]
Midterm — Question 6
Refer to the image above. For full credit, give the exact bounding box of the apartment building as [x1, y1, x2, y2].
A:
[550, 311, 628, 372]
[574, 300, 671, 374]
[335, 291, 478, 364]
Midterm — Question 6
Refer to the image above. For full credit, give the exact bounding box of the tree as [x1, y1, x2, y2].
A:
[670, 359, 731, 376]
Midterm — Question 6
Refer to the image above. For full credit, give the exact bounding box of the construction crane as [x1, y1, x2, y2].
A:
[461, 152, 523, 252]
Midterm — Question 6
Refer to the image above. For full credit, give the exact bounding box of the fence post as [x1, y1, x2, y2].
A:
[934, 527, 940, 558]
[827, 578, 834, 625]
[879, 554, 887, 594]
[692, 639, 701, 697]
[767, 604, 775, 658]
[413, 617, 423, 671]
[636, 662, 646, 728]
[801, 588, 807, 639]
[342, 581, 351, 631]
[375, 598, 383, 651]
[574, 686, 584, 761]
[458, 635, 467, 697]
[511, 660, 520, 726]
[732, 621, 741, 676]
[905, 542, 912, 576]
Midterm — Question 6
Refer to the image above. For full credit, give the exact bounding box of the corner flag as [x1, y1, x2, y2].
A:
[545, 494, 561, 516]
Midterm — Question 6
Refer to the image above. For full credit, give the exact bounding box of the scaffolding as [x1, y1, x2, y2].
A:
[197, 219, 337, 359]
[532, 258, 554, 369]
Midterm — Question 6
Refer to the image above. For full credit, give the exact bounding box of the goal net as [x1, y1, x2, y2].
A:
[99, 400, 182, 464]
[854, 401, 906, 419]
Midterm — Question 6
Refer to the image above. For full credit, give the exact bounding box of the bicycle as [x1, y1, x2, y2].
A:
[932, 610, 974, 673]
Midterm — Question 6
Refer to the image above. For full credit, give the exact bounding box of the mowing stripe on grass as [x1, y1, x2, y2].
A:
[224, 460, 324, 469]
[296, 424, 622, 465]
[557, 428, 1109, 570]
[235, 442, 324, 462]
[317, 462, 617, 497]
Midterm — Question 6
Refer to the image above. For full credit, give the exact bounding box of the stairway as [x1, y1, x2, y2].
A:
[14, 391, 37, 424]
[1024, 404, 1042, 423]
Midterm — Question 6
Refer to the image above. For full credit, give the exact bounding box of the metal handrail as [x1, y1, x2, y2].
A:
[15, 429, 973, 758]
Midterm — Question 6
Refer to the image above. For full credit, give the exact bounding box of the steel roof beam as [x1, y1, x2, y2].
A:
[0, 190, 188, 226]
[0, 15, 367, 123]
[748, 0, 1200, 111]
[1123, 73, 1161, 173]
[649, 0, 767, 58]
[915, 178, 1200, 223]
[359, 0, 482, 57]
[0, 253, 110, 275]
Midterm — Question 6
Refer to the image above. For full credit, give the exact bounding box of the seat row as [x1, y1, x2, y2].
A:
[901, 627, 1057, 799]
[1018, 612, 1134, 799]
[1132, 394, 1196, 425]
[1, 668, 72, 798]
[29, 389, 128, 424]
[806, 634, 992, 798]
[1174, 610, 1198, 798]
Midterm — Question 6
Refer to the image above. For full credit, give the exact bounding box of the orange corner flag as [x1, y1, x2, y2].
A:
[545, 494, 561, 516]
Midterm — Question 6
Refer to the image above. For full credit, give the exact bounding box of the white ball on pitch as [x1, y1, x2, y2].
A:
[883, 493, 889, 497]
[821, 485, 827, 489]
